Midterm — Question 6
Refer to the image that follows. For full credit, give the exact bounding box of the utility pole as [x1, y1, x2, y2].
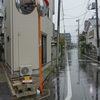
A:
[76, 19, 80, 54]
[56, 0, 61, 67]
[95, 0, 100, 61]
[64, 25, 66, 50]
[62, 0, 66, 51]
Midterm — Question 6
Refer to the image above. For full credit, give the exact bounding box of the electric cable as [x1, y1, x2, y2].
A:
[80, 11, 92, 31]
[63, 2, 87, 11]
[54, 2, 88, 14]
[80, 0, 90, 29]
[79, 0, 88, 15]
[64, 11, 89, 19]
[79, 0, 93, 32]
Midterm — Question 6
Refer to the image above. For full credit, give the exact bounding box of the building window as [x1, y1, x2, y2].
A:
[42, 34, 47, 64]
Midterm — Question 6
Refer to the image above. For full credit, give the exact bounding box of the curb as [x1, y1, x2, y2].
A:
[42, 64, 56, 86]
[42, 57, 63, 86]
[81, 54, 100, 64]
[39, 89, 50, 100]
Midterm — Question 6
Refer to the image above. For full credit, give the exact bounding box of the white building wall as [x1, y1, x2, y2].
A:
[12, 1, 39, 71]
[94, 27, 100, 48]
[4, 0, 53, 72]
[94, 28, 97, 48]
[87, 27, 94, 45]
[86, 26, 100, 49]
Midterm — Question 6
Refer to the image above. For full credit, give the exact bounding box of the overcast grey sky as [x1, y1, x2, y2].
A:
[53, 0, 100, 43]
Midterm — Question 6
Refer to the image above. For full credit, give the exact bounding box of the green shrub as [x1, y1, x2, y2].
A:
[80, 43, 92, 54]
[0, 44, 4, 53]
[80, 47, 84, 54]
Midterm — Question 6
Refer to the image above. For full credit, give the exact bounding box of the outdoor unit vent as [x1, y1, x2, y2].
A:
[20, 65, 33, 76]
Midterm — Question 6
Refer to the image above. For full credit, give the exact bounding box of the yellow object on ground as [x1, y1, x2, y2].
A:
[24, 76, 30, 80]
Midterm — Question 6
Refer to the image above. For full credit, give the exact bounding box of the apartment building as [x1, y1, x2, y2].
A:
[4, 0, 55, 75]
[61, 33, 71, 47]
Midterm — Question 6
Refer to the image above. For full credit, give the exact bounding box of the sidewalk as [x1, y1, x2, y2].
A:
[0, 62, 12, 100]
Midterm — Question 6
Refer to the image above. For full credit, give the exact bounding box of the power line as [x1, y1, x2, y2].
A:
[64, 11, 89, 19]
[63, 2, 87, 11]
[79, 0, 88, 15]
[65, 24, 77, 26]
[54, 1, 88, 14]
[80, 11, 92, 31]
[63, 14, 75, 18]
[80, 0, 90, 29]
[78, 0, 93, 32]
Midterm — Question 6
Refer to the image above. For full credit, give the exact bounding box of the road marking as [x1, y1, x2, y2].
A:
[65, 55, 72, 100]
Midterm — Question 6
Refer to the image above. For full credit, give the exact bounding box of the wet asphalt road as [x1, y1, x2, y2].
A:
[0, 63, 12, 100]
[0, 82, 12, 100]
[42, 48, 100, 100]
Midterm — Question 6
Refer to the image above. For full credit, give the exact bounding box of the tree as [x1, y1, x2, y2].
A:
[78, 34, 85, 42]
[59, 35, 65, 55]
[59, 35, 65, 47]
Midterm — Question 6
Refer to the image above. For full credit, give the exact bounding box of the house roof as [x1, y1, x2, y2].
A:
[84, 18, 100, 32]
[89, 18, 100, 26]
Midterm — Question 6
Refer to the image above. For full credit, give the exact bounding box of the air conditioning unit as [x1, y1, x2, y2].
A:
[20, 65, 33, 76]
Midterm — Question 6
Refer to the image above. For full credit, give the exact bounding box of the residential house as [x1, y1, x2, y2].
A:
[84, 18, 100, 49]
[4, 0, 55, 75]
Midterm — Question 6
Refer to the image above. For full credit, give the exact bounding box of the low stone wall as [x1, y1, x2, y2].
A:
[85, 49, 97, 59]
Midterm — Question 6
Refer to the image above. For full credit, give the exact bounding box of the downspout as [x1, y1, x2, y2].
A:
[10, 0, 14, 74]
[18, 32, 21, 76]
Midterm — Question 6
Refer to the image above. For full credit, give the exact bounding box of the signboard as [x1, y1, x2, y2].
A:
[24, 76, 30, 80]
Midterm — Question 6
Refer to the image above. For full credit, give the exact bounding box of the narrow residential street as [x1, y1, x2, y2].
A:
[1, 0, 100, 100]
[1, 49, 100, 100]
[42, 48, 100, 100]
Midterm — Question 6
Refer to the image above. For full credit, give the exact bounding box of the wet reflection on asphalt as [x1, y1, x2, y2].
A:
[19, 48, 100, 100]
